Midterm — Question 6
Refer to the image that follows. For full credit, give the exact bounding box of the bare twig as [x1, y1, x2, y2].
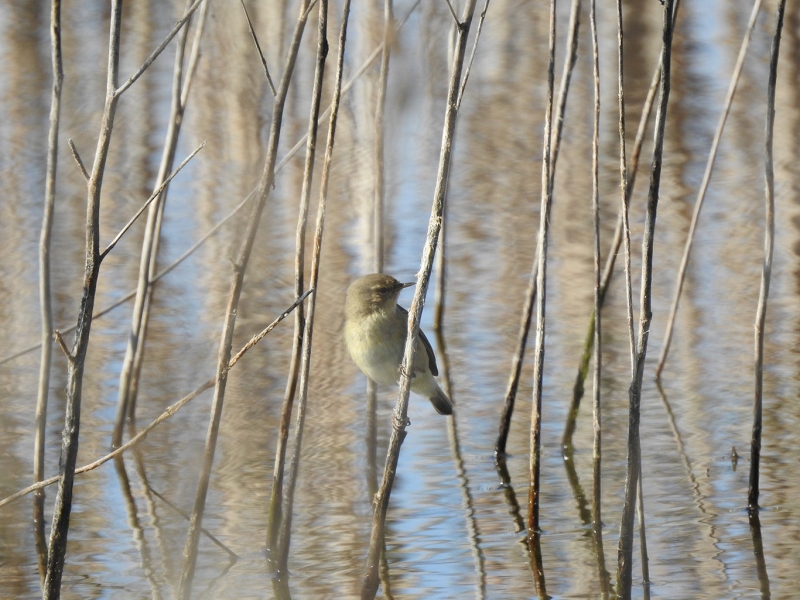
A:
[34, 0, 63, 581]
[750, 0, 785, 512]
[177, 1, 313, 595]
[528, 0, 556, 537]
[496, 0, 579, 458]
[274, 0, 423, 175]
[115, 0, 204, 96]
[616, 0, 675, 596]
[656, 0, 763, 377]
[589, 0, 602, 566]
[549, 0, 580, 187]
[0, 291, 310, 510]
[266, 0, 326, 565]
[53, 331, 71, 361]
[43, 1, 124, 593]
[563, 0, 683, 449]
[0, 0, 425, 373]
[275, 0, 350, 572]
[115, 0, 211, 448]
[367, 0, 393, 505]
[443, 0, 460, 26]
[456, 0, 491, 110]
[361, 1, 478, 597]
[100, 142, 205, 261]
[68, 138, 89, 181]
[617, 0, 635, 375]
[239, 0, 276, 96]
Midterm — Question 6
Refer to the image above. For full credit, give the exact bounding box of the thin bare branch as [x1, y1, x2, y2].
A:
[114, 0, 211, 449]
[549, 0, 580, 187]
[178, 0, 313, 595]
[68, 139, 89, 181]
[115, 0, 204, 97]
[179, 0, 210, 108]
[362, 0, 478, 596]
[497, 0, 579, 458]
[266, 0, 328, 565]
[528, 0, 556, 537]
[44, 0, 124, 591]
[656, 0, 763, 377]
[750, 0, 785, 512]
[274, 0, 422, 174]
[53, 331, 71, 361]
[589, 0, 602, 568]
[100, 141, 206, 261]
[34, 0, 64, 581]
[563, 0, 682, 449]
[276, 0, 350, 571]
[616, 0, 675, 595]
[239, 0, 276, 96]
[443, 0, 460, 26]
[0, 291, 311, 511]
[456, 0, 491, 110]
[617, 0, 635, 375]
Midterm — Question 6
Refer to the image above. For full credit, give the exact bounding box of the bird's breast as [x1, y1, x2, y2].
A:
[344, 311, 406, 386]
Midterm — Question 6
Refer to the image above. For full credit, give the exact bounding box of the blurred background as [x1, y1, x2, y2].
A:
[1, 0, 799, 597]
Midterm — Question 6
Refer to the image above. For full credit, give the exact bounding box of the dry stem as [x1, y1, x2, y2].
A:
[177, 2, 313, 595]
[361, 1, 478, 596]
[527, 0, 556, 537]
[0, 291, 311, 511]
[616, 0, 675, 595]
[656, 0, 764, 377]
[34, 0, 64, 584]
[266, 0, 327, 565]
[750, 0, 785, 512]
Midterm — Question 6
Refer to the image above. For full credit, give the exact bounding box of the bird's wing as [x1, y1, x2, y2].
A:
[397, 305, 438, 376]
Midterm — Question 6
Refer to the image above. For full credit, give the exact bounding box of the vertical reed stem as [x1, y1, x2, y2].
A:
[361, 1, 477, 596]
[528, 0, 556, 536]
[616, 1, 675, 596]
[178, 3, 312, 595]
[497, 0, 579, 457]
[656, 0, 764, 378]
[589, 0, 603, 588]
[266, 0, 320, 560]
[749, 0, 785, 512]
[275, 0, 350, 574]
[43, 2, 123, 595]
[34, 0, 63, 585]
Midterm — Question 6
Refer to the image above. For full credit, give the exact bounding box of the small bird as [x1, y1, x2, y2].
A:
[344, 273, 453, 416]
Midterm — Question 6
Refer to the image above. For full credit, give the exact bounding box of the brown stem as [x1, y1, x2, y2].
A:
[34, 0, 64, 585]
[749, 0, 785, 512]
[43, 2, 124, 595]
[276, 0, 349, 574]
[0, 292, 310, 510]
[361, 1, 478, 596]
[177, 2, 312, 595]
[656, 0, 764, 377]
[616, 0, 675, 596]
[266, 0, 327, 566]
[113, 1, 209, 448]
[528, 0, 556, 537]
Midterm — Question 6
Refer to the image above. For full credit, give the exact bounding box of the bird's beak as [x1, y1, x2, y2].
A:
[400, 281, 415, 289]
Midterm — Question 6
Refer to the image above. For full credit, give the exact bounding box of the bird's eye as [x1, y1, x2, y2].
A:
[376, 287, 388, 294]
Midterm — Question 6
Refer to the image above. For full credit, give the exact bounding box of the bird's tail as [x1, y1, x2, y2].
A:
[429, 384, 453, 416]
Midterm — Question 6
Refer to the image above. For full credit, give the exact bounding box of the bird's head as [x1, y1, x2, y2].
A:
[345, 273, 415, 317]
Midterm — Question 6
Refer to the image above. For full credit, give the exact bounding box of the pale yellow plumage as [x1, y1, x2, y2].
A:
[344, 273, 452, 415]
